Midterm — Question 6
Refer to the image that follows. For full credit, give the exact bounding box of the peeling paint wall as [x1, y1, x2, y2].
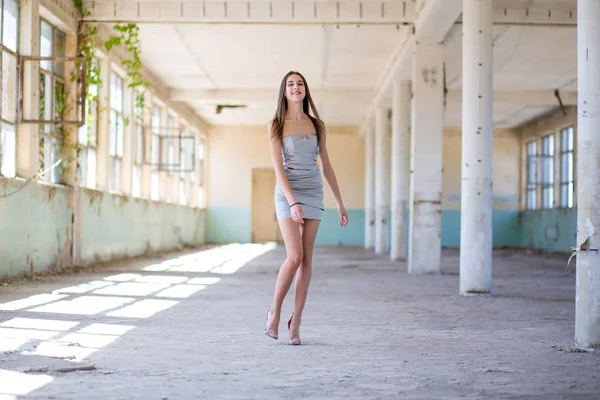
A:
[80, 189, 205, 264]
[440, 127, 522, 247]
[0, 179, 206, 279]
[0, 178, 73, 278]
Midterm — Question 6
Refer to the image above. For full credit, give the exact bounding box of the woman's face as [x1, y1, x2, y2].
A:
[285, 74, 305, 103]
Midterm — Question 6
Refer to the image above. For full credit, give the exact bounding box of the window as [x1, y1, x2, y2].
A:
[78, 61, 99, 189]
[109, 72, 124, 192]
[560, 126, 575, 208]
[150, 104, 161, 200]
[1, 0, 19, 178]
[541, 134, 554, 209]
[178, 124, 194, 206]
[39, 19, 66, 184]
[526, 141, 537, 210]
[164, 115, 174, 202]
[131, 92, 144, 197]
[196, 135, 205, 207]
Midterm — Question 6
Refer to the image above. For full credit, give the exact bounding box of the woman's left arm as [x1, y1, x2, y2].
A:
[318, 124, 349, 227]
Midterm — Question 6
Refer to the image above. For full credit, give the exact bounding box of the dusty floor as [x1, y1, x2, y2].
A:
[0, 245, 598, 400]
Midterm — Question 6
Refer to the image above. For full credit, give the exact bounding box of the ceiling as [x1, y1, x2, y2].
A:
[131, 0, 578, 129]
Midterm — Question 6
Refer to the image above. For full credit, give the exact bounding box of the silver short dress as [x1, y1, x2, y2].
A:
[274, 134, 324, 221]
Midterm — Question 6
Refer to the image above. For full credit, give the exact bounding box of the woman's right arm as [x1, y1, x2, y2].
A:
[267, 122, 304, 223]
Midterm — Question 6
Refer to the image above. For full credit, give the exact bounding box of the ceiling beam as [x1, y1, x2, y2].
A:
[446, 89, 577, 107]
[490, 0, 577, 26]
[82, 0, 417, 24]
[168, 88, 375, 104]
[359, 0, 462, 138]
[415, 0, 463, 43]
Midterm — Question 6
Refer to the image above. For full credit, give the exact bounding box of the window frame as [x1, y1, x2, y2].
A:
[131, 90, 144, 197]
[0, 0, 20, 178]
[77, 58, 100, 189]
[540, 133, 555, 209]
[526, 140, 538, 210]
[108, 70, 125, 193]
[150, 103, 162, 201]
[38, 18, 66, 184]
[559, 125, 575, 209]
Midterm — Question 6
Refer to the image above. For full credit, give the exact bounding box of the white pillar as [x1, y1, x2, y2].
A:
[391, 80, 411, 260]
[575, 0, 600, 350]
[460, 0, 493, 295]
[375, 107, 390, 254]
[364, 125, 375, 249]
[408, 42, 444, 274]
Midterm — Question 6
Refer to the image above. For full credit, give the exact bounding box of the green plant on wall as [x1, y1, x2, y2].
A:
[50, 1, 150, 184]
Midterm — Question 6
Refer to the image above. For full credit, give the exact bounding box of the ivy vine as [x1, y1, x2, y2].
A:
[49, 1, 149, 183]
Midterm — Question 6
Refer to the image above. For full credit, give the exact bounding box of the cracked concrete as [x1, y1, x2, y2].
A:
[0, 245, 598, 399]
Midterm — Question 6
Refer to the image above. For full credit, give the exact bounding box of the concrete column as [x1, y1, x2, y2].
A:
[575, 0, 600, 350]
[460, 0, 493, 295]
[374, 107, 390, 254]
[408, 42, 444, 274]
[364, 124, 375, 249]
[391, 80, 411, 260]
[16, 0, 40, 179]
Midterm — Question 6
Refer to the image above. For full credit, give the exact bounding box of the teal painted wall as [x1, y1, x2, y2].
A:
[0, 178, 73, 278]
[441, 210, 521, 247]
[0, 178, 206, 279]
[520, 209, 576, 252]
[81, 189, 205, 264]
[205, 207, 252, 244]
[316, 209, 365, 246]
[205, 207, 523, 248]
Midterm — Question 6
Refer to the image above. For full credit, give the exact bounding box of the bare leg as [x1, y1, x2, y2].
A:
[265, 218, 303, 339]
[288, 219, 320, 344]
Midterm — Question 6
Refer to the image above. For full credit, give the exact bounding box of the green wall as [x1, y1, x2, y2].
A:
[0, 178, 206, 279]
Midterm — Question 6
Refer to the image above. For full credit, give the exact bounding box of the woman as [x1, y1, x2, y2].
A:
[264, 71, 348, 345]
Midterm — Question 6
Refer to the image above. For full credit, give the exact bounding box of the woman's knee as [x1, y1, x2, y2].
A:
[301, 255, 312, 268]
[287, 252, 303, 267]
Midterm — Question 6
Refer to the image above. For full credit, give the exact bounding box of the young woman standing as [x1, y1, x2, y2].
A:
[264, 71, 348, 345]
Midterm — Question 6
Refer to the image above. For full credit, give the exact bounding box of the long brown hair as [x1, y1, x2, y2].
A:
[270, 71, 323, 144]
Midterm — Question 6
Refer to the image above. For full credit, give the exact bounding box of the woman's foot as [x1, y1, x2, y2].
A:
[264, 307, 280, 340]
[287, 313, 302, 345]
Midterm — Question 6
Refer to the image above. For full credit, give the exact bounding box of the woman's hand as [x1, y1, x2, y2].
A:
[338, 204, 349, 227]
[290, 204, 305, 224]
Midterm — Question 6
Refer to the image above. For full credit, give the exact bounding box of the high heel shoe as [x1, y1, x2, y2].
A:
[264, 306, 279, 340]
[287, 313, 302, 345]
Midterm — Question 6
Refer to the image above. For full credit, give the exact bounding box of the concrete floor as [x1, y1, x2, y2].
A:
[0, 244, 598, 400]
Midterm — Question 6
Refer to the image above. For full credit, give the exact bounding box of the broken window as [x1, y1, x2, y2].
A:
[0, 0, 19, 178]
[560, 126, 574, 208]
[38, 19, 66, 184]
